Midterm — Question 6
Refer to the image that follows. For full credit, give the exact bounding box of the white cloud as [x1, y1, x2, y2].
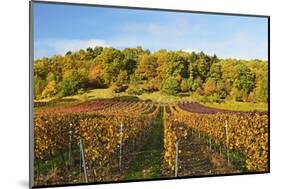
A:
[110, 20, 267, 60]
[35, 20, 267, 60]
[121, 19, 190, 38]
[52, 39, 109, 54]
[181, 31, 268, 60]
[107, 17, 196, 50]
[35, 39, 109, 58]
[182, 48, 199, 53]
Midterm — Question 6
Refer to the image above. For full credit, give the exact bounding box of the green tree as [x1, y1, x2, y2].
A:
[160, 52, 185, 80]
[59, 70, 86, 96]
[160, 77, 180, 95]
[255, 74, 268, 102]
[113, 70, 129, 93]
[92, 47, 124, 85]
[189, 51, 198, 63]
[197, 58, 210, 80]
[122, 47, 147, 75]
[210, 54, 219, 64]
[216, 80, 227, 99]
[34, 75, 46, 99]
[236, 65, 256, 94]
[188, 63, 198, 80]
[34, 58, 50, 79]
[126, 74, 144, 95]
[85, 46, 103, 60]
[230, 65, 255, 101]
[209, 63, 222, 81]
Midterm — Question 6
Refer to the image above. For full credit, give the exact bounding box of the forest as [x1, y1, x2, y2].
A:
[34, 46, 268, 104]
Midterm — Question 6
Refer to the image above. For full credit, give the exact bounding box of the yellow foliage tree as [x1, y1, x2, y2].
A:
[41, 80, 57, 98]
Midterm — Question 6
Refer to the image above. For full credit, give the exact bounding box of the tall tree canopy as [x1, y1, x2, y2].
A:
[34, 46, 268, 103]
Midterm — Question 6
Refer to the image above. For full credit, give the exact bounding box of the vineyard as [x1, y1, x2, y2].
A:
[33, 100, 269, 187]
[163, 102, 268, 177]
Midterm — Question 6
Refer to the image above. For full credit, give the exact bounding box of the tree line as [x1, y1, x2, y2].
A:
[34, 46, 268, 103]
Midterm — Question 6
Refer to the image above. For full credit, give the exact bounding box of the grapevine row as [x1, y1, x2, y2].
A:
[34, 101, 159, 184]
[163, 104, 268, 172]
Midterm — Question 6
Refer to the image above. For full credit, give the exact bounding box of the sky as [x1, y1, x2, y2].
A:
[33, 2, 268, 60]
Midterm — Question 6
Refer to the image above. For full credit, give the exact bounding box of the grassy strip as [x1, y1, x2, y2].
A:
[34, 146, 81, 178]
[35, 88, 267, 112]
[124, 106, 164, 180]
[61, 89, 267, 111]
[202, 102, 268, 112]
[198, 133, 248, 172]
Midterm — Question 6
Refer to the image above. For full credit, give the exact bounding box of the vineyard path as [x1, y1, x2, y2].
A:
[123, 105, 237, 179]
[124, 106, 164, 180]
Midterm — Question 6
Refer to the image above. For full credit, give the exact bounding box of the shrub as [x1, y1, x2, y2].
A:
[126, 85, 144, 95]
[203, 79, 216, 95]
[111, 83, 127, 93]
[195, 87, 204, 96]
[77, 88, 87, 95]
[142, 78, 160, 92]
[180, 79, 189, 92]
[112, 70, 129, 93]
[208, 94, 223, 103]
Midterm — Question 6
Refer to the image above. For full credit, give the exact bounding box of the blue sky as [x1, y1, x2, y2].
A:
[34, 2, 268, 60]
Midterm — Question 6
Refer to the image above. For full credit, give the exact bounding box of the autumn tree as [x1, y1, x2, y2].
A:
[32, 46, 267, 102]
[91, 47, 124, 86]
[180, 79, 189, 92]
[41, 81, 58, 98]
[135, 54, 157, 80]
[203, 79, 216, 95]
[34, 76, 46, 99]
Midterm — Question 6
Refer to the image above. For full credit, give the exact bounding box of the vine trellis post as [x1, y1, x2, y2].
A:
[119, 123, 124, 171]
[68, 124, 73, 166]
[175, 140, 179, 177]
[79, 139, 88, 183]
[225, 120, 230, 166]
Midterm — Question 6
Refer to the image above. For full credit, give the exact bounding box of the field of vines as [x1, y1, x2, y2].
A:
[34, 100, 159, 186]
[33, 100, 269, 187]
[163, 102, 268, 177]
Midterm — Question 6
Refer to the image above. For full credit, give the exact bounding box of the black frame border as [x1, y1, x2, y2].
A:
[29, 0, 270, 188]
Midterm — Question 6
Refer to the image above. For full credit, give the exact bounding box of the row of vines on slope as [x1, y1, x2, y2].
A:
[34, 101, 159, 185]
[163, 106, 190, 175]
[164, 103, 268, 172]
